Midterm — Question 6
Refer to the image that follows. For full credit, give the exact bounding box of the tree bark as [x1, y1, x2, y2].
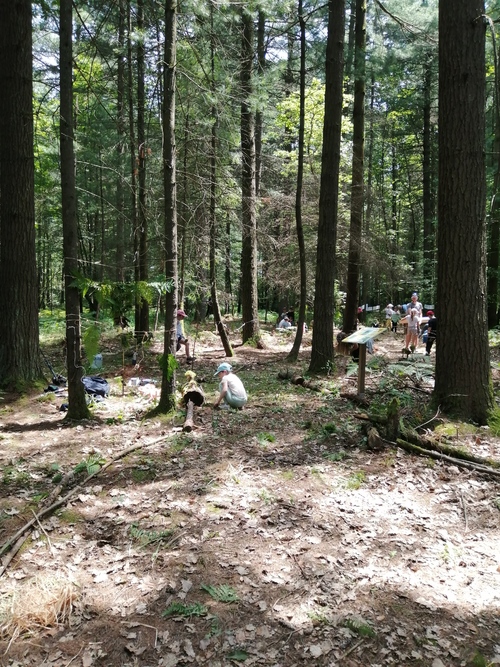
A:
[135, 0, 150, 341]
[434, 0, 492, 424]
[158, 0, 177, 413]
[59, 0, 90, 419]
[309, 0, 346, 373]
[342, 0, 366, 336]
[288, 0, 307, 362]
[240, 8, 260, 345]
[209, 1, 233, 358]
[0, 0, 43, 387]
[115, 0, 126, 283]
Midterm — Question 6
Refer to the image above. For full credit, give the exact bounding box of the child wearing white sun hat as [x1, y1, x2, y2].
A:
[213, 362, 248, 410]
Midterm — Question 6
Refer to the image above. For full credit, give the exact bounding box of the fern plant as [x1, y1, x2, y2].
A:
[162, 602, 207, 618]
[129, 523, 174, 547]
[201, 583, 239, 603]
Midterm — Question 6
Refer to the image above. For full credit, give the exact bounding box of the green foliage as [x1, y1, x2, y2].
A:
[162, 602, 207, 618]
[345, 471, 366, 490]
[73, 453, 106, 477]
[488, 406, 500, 437]
[159, 353, 178, 382]
[3, 460, 30, 487]
[129, 523, 174, 547]
[257, 432, 276, 446]
[83, 324, 100, 363]
[470, 651, 492, 667]
[201, 583, 239, 603]
[226, 649, 248, 662]
[323, 449, 347, 462]
[344, 617, 376, 638]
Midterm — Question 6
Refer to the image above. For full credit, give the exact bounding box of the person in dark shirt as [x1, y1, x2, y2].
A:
[425, 311, 437, 355]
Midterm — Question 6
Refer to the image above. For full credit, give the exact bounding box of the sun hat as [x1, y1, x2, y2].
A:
[177, 309, 187, 318]
[387, 303, 393, 308]
[214, 362, 232, 376]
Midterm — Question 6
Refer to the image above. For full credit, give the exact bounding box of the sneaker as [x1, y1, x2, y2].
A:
[186, 356, 195, 363]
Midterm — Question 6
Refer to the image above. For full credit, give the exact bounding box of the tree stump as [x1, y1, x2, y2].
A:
[182, 372, 205, 432]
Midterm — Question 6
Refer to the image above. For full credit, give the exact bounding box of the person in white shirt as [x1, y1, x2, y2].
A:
[213, 362, 247, 410]
[278, 316, 292, 329]
[176, 309, 194, 363]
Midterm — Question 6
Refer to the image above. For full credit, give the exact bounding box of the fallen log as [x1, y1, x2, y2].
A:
[394, 438, 500, 478]
[400, 427, 500, 469]
[181, 371, 205, 432]
[183, 399, 195, 432]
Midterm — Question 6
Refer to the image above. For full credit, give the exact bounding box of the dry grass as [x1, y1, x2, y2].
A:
[0, 575, 79, 646]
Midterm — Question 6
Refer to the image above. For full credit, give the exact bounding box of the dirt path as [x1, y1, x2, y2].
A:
[0, 327, 499, 666]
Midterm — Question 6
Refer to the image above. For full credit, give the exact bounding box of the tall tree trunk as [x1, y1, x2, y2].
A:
[158, 0, 177, 413]
[422, 54, 435, 298]
[209, 0, 232, 357]
[127, 0, 138, 306]
[255, 10, 265, 198]
[342, 0, 366, 335]
[179, 108, 189, 307]
[135, 0, 149, 340]
[434, 0, 491, 424]
[288, 0, 307, 361]
[116, 0, 126, 283]
[309, 0, 346, 372]
[361, 71, 375, 315]
[59, 0, 90, 419]
[240, 8, 260, 345]
[487, 19, 500, 328]
[0, 0, 43, 387]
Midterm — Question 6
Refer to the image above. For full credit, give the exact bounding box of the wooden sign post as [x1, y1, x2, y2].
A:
[342, 327, 386, 398]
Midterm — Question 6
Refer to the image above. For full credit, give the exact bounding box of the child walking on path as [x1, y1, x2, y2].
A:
[405, 308, 420, 351]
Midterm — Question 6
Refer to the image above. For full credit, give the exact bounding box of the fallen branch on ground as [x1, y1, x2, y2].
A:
[0, 433, 172, 577]
[392, 438, 500, 478]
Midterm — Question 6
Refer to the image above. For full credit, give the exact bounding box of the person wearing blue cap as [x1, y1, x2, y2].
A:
[213, 362, 248, 410]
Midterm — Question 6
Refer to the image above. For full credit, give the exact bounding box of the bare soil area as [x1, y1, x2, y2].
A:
[0, 326, 499, 667]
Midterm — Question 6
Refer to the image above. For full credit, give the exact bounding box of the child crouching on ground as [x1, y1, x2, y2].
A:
[213, 363, 248, 410]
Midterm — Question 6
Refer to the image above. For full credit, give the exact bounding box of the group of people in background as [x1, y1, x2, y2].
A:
[384, 292, 437, 355]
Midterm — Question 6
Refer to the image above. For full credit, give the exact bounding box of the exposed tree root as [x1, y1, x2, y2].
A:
[392, 437, 500, 479]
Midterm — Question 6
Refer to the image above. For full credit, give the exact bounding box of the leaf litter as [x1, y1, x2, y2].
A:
[0, 330, 499, 665]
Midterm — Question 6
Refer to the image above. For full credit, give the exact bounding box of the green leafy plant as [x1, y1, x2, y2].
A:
[129, 523, 174, 547]
[344, 617, 376, 638]
[201, 583, 239, 603]
[159, 352, 178, 382]
[257, 489, 275, 504]
[162, 602, 207, 618]
[226, 649, 248, 661]
[83, 324, 100, 365]
[470, 651, 493, 667]
[257, 432, 276, 446]
[73, 453, 106, 477]
[345, 471, 366, 490]
[323, 449, 347, 462]
[307, 610, 330, 626]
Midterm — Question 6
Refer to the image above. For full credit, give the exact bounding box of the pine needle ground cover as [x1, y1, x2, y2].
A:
[0, 324, 499, 666]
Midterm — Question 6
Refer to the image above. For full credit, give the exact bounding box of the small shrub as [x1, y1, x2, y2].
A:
[201, 583, 239, 603]
[162, 602, 207, 618]
[345, 471, 366, 490]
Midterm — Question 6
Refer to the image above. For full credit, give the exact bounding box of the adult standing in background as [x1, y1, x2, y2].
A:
[425, 311, 437, 355]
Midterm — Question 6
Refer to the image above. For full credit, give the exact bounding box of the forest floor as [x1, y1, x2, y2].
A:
[0, 323, 500, 667]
